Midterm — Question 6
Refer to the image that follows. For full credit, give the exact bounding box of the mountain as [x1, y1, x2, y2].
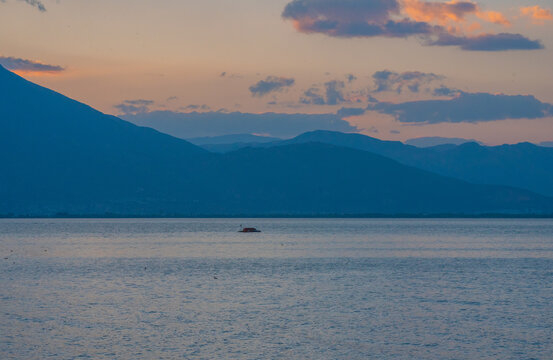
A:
[209, 143, 552, 215]
[0, 65, 217, 215]
[260, 131, 553, 197]
[187, 134, 281, 153]
[187, 134, 281, 145]
[1, 66, 552, 216]
[405, 136, 482, 147]
[540, 141, 553, 147]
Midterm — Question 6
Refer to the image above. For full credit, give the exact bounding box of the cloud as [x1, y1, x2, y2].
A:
[301, 80, 346, 105]
[0, 0, 46, 11]
[166, 96, 178, 102]
[325, 80, 345, 105]
[429, 32, 544, 51]
[123, 99, 154, 106]
[346, 74, 357, 83]
[368, 91, 553, 124]
[114, 99, 155, 115]
[282, 0, 543, 51]
[219, 72, 243, 79]
[122, 111, 358, 138]
[0, 56, 63, 74]
[369, 69, 458, 96]
[181, 104, 211, 111]
[476, 11, 510, 26]
[520, 6, 553, 25]
[283, 0, 435, 38]
[402, 0, 477, 25]
[432, 85, 460, 97]
[368, 94, 380, 103]
[403, 0, 510, 27]
[372, 70, 443, 93]
[337, 107, 366, 117]
[249, 76, 295, 97]
[301, 87, 326, 105]
[21, 0, 44, 11]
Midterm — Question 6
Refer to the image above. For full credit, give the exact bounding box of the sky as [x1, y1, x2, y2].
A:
[1, 0, 552, 144]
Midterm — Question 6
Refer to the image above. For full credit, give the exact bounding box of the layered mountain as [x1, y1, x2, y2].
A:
[187, 134, 281, 153]
[206, 130, 553, 197]
[279, 131, 553, 197]
[208, 143, 552, 215]
[405, 136, 483, 147]
[187, 134, 281, 145]
[1, 65, 552, 216]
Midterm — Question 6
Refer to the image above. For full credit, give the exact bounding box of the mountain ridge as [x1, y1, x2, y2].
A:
[1, 65, 552, 216]
[206, 130, 553, 197]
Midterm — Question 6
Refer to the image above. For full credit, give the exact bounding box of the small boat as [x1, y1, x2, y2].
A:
[238, 225, 261, 233]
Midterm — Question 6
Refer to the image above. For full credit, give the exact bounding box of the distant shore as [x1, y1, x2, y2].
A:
[2, 214, 553, 219]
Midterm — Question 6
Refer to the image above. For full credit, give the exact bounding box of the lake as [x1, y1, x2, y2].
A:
[1, 218, 552, 359]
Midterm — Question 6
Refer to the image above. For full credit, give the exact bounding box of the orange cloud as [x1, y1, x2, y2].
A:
[477, 11, 511, 26]
[282, 0, 542, 51]
[520, 6, 553, 24]
[402, 0, 510, 29]
[403, 0, 477, 26]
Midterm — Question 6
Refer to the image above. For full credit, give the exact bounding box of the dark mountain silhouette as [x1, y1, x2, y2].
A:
[209, 143, 552, 215]
[0, 65, 216, 215]
[1, 65, 552, 216]
[244, 130, 553, 197]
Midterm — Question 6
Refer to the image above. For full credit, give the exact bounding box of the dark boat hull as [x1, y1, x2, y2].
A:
[238, 228, 261, 233]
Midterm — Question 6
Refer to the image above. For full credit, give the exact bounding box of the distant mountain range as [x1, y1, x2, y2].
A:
[187, 134, 282, 153]
[194, 130, 553, 198]
[1, 65, 552, 216]
[405, 136, 483, 147]
[187, 134, 282, 145]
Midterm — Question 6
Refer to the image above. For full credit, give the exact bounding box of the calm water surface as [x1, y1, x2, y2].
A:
[1, 219, 552, 359]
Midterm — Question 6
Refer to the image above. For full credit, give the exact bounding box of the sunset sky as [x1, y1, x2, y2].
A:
[1, 0, 552, 144]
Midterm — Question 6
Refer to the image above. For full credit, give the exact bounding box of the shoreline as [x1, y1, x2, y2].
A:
[2, 214, 553, 219]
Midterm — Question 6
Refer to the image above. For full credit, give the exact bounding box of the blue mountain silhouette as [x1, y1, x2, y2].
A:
[1, 65, 552, 216]
[203, 130, 553, 197]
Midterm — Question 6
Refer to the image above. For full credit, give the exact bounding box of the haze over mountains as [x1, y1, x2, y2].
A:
[1, 65, 552, 216]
